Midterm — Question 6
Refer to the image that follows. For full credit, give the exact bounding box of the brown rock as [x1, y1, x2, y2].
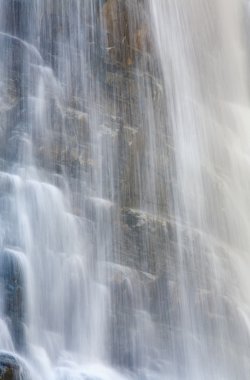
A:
[135, 24, 151, 52]
[0, 353, 30, 380]
[102, 0, 130, 66]
[102, 0, 150, 67]
[2, 366, 15, 380]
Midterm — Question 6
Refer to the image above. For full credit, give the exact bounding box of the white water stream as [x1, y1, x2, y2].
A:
[0, 1, 250, 379]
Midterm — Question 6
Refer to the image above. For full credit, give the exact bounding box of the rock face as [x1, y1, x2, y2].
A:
[110, 274, 135, 368]
[102, 0, 151, 67]
[0, 250, 26, 351]
[0, 1, 248, 377]
[120, 208, 172, 273]
[0, 2, 169, 369]
[0, 352, 30, 380]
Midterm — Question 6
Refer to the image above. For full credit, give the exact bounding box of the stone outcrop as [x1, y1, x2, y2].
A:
[109, 271, 135, 368]
[0, 1, 248, 376]
[0, 250, 26, 351]
[0, 352, 30, 380]
[102, 0, 151, 67]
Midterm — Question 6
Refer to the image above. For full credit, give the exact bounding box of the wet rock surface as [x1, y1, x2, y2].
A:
[0, 250, 26, 351]
[102, 0, 151, 68]
[0, 1, 247, 377]
[0, 352, 30, 380]
[120, 208, 175, 274]
[109, 271, 136, 369]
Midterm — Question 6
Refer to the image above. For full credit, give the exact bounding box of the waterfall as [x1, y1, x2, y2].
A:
[0, 1, 250, 379]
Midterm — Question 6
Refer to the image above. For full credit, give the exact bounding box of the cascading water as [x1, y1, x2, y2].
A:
[0, 0, 250, 379]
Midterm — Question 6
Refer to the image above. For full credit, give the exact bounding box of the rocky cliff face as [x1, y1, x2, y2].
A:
[1, 1, 249, 379]
[0, 1, 174, 372]
[0, 0, 170, 273]
[102, 0, 151, 67]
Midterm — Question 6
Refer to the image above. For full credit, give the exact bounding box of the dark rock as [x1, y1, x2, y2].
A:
[0, 352, 30, 380]
[150, 272, 180, 326]
[1, 0, 34, 39]
[102, 0, 151, 68]
[120, 208, 174, 274]
[0, 249, 27, 351]
[109, 270, 137, 369]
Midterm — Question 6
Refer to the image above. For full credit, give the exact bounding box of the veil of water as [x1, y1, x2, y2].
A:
[0, 1, 250, 379]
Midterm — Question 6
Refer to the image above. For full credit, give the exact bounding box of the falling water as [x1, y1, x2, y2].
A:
[0, 0, 250, 379]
